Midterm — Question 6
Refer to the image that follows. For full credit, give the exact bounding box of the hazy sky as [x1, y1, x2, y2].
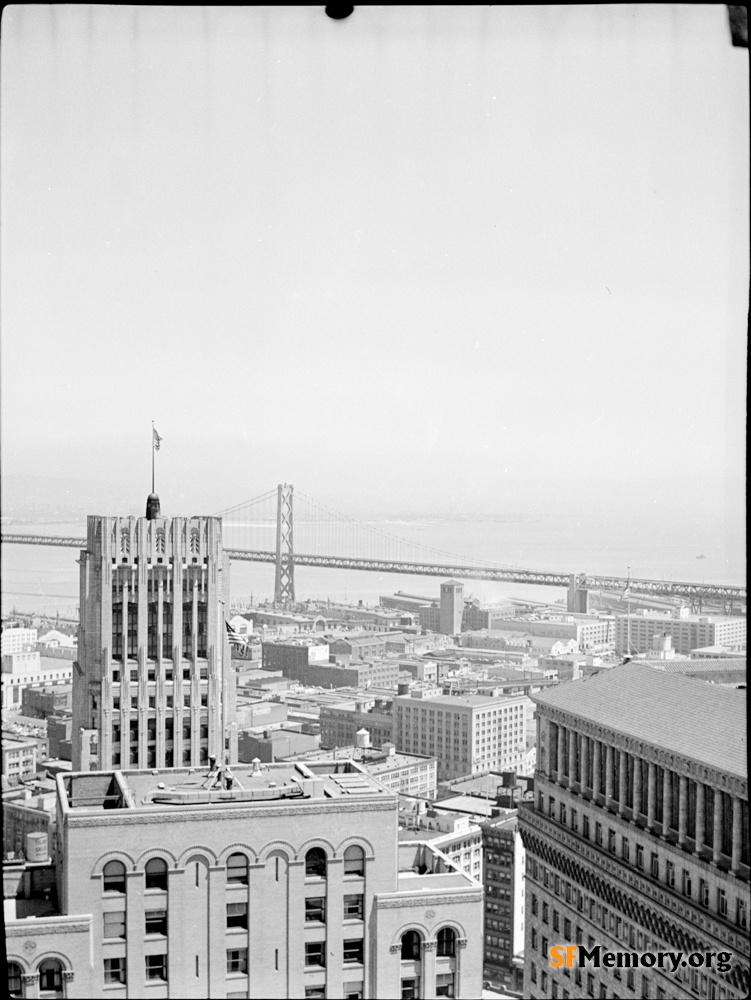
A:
[1, 6, 747, 531]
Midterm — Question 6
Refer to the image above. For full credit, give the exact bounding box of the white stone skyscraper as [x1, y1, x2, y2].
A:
[72, 494, 236, 770]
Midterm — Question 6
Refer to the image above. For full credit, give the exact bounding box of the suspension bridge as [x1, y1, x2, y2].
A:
[1, 484, 746, 612]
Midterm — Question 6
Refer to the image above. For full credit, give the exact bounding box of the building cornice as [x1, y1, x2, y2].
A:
[541, 705, 747, 797]
[375, 890, 482, 909]
[6, 916, 92, 937]
[64, 798, 396, 827]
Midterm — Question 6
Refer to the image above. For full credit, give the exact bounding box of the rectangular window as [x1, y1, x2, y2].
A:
[145, 909, 168, 935]
[344, 894, 364, 920]
[227, 902, 248, 929]
[103, 957, 126, 985]
[700, 879, 709, 906]
[145, 955, 167, 981]
[636, 845, 644, 869]
[682, 870, 692, 897]
[718, 888, 728, 917]
[738, 898, 748, 929]
[595, 822, 603, 845]
[343, 983, 364, 1000]
[305, 942, 326, 968]
[343, 939, 364, 964]
[436, 973, 455, 998]
[622, 838, 629, 862]
[306, 897, 326, 922]
[226, 948, 248, 974]
[103, 911, 126, 939]
[401, 979, 420, 1000]
[666, 861, 675, 888]
[608, 829, 616, 853]
[650, 853, 659, 878]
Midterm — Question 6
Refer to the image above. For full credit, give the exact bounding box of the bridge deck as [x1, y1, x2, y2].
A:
[1, 534, 745, 602]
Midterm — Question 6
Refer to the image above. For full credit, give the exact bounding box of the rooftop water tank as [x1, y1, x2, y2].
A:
[26, 832, 49, 863]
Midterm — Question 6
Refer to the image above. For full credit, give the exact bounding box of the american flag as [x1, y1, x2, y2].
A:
[225, 621, 248, 648]
[153, 426, 162, 451]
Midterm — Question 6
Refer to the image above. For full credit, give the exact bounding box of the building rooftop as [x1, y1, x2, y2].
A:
[293, 746, 436, 772]
[395, 692, 522, 709]
[635, 658, 746, 673]
[533, 663, 747, 778]
[59, 760, 394, 814]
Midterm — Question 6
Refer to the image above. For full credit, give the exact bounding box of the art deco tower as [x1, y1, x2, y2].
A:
[72, 494, 237, 770]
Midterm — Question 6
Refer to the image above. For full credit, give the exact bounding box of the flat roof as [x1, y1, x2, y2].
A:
[395, 693, 525, 709]
[533, 663, 746, 778]
[60, 761, 394, 814]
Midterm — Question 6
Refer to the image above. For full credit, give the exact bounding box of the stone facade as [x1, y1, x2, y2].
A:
[519, 669, 749, 1000]
[72, 513, 235, 771]
[5, 761, 483, 998]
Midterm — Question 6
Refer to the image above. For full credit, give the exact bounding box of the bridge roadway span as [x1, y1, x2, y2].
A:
[2, 533, 745, 602]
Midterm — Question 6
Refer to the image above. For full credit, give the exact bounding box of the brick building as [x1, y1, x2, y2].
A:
[320, 700, 395, 750]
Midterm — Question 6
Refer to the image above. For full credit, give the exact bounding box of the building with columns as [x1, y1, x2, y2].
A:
[519, 664, 749, 1000]
[4, 759, 483, 999]
[71, 495, 237, 771]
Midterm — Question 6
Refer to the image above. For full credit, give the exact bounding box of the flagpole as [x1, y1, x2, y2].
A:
[152, 420, 155, 493]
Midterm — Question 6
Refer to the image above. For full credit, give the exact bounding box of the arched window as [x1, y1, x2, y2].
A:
[305, 847, 327, 878]
[436, 926, 456, 957]
[7, 963, 23, 999]
[103, 860, 126, 893]
[401, 930, 422, 961]
[227, 852, 249, 884]
[343, 844, 365, 876]
[144, 857, 168, 891]
[38, 959, 63, 994]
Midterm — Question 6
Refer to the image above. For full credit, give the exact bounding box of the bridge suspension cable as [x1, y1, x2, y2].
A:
[213, 488, 279, 518]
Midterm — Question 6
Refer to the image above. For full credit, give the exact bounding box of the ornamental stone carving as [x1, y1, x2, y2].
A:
[389, 944, 401, 954]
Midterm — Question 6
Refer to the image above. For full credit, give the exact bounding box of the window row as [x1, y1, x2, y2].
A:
[528, 959, 734, 1000]
[540, 795, 748, 926]
[305, 939, 364, 967]
[102, 949, 249, 984]
[102, 847, 367, 894]
[8, 961, 65, 998]
[400, 928, 458, 960]
[306, 894, 364, 923]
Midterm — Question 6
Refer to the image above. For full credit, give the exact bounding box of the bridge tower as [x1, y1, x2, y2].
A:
[567, 573, 590, 613]
[274, 483, 295, 607]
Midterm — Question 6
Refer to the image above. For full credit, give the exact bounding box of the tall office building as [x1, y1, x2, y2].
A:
[439, 580, 464, 635]
[519, 664, 749, 1000]
[481, 812, 525, 995]
[72, 494, 236, 771]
